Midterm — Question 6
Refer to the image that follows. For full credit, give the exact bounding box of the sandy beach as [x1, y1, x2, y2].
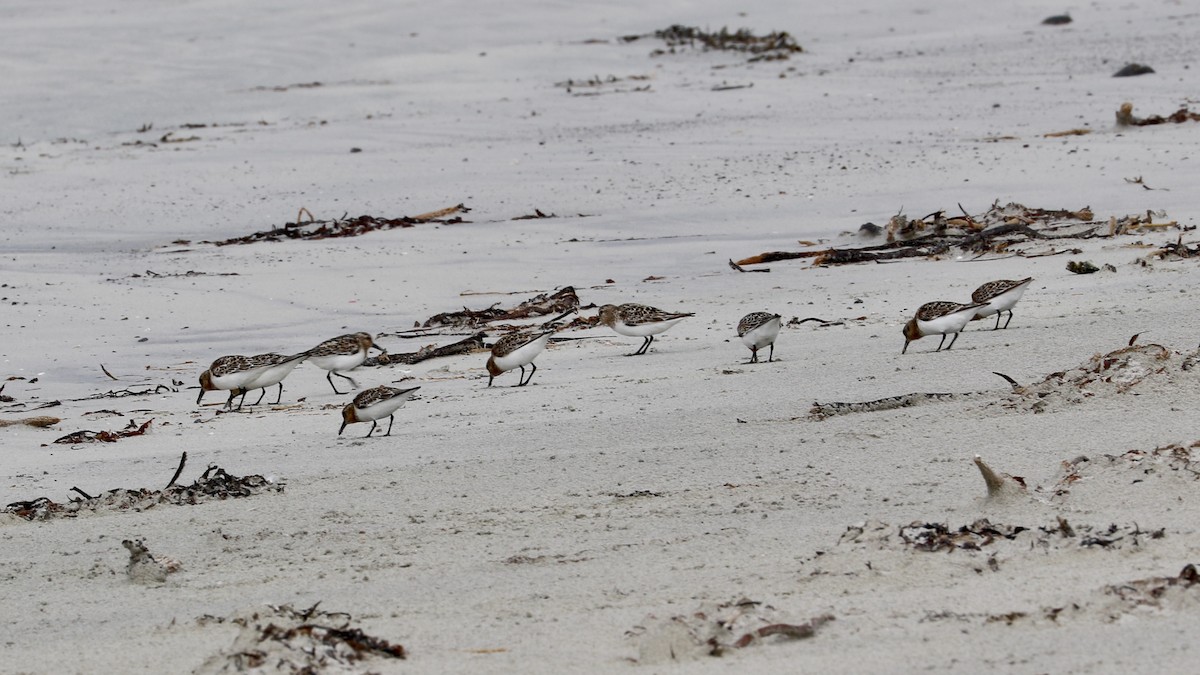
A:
[3, 1, 1200, 672]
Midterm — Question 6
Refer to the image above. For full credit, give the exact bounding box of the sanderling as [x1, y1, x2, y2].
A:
[737, 312, 782, 363]
[339, 385, 420, 437]
[487, 330, 553, 387]
[971, 277, 1033, 330]
[597, 303, 694, 356]
[198, 354, 285, 410]
[239, 352, 310, 405]
[307, 332, 384, 394]
[901, 301, 985, 354]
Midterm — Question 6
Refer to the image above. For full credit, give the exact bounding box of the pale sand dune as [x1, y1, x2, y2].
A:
[3, 1, 1200, 672]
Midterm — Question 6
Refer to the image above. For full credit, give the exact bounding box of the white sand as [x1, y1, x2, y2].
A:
[3, 1, 1200, 672]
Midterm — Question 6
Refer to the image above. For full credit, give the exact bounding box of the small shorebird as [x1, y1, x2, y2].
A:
[597, 303, 694, 356]
[737, 312, 782, 363]
[971, 277, 1033, 330]
[339, 385, 421, 437]
[198, 351, 307, 410]
[239, 352, 310, 405]
[487, 330, 553, 387]
[307, 332, 384, 394]
[902, 301, 985, 354]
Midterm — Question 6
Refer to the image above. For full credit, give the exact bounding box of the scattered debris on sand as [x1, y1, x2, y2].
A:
[630, 599, 832, 663]
[813, 341, 1198, 420]
[419, 286, 580, 329]
[54, 418, 152, 444]
[1102, 564, 1199, 614]
[996, 342, 1190, 413]
[622, 25, 803, 62]
[734, 201, 1181, 267]
[1112, 63, 1155, 77]
[208, 204, 470, 245]
[0, 415, 60, 428]
[841, 518, 1163, 555]
[555, 74, 652, 96]
[1066, 259, 1099, 274]
[3, 458, 282, 522]
[194, 603, 406, 674]
[1116, 102, 1200, 127]
[363, 332, 487, 367]
[123, 538, 182, 584]
[1141, 236, 1200, 262]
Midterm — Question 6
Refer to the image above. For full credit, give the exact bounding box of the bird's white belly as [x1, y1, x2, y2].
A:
[210, 368, 264, 391]
[918, 309, 974, 336]
[309, 352, 365, 372]
[741, 319, 781, 350]
[357, 396, 411, 421]
[244, 359, 304, 390]
[613, 317, 685, 337]
[494, 335, 550, 372]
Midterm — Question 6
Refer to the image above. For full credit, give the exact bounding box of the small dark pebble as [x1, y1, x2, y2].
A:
[1042, 14, 1072, 25]
[1113, 63, 1155, 77]
[350, 147, 362, 153]
[858, 222, 882, 237]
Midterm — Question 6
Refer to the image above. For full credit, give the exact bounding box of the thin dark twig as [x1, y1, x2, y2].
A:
[70, 486, 94, 500]
[100, 364, 118, 381]
[166, 451, 188, 489]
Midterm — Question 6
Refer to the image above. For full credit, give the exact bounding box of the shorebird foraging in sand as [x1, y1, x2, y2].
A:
[339, 385, 420, 437]
[487, 330, 553, 387]
[971, 277, 1033, 330]
[307, 332, 384, 394]
[238, 352, 310, 406]
[597, 303, 694, 356]
[737, 312, 782, 363]
[901, 301, 985, 354]
[198, 351, 307, 410]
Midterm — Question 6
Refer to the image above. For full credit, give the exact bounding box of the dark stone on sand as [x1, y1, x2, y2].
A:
[1042, 14, 1072, 26]
[858, 222, 882, 237]
[1113, 63, 1155, 77]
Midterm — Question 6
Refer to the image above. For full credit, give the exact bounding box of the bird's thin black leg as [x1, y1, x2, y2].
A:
[946, 332, 960, 350]
[253, 388, 267, 406]
[327, 371, 345, 395]
[365, 420, 378, 438]
[273, 383, 284, 405]
[767, 343, 774, 362]
[385, 415, 395, 436]
[936, 334, 948, 351]
[1002, 311, 1013, 329]
[994, 313, 1002, 330]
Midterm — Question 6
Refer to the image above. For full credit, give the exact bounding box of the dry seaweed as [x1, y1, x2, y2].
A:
[363, 332, 487, 366]
[208, 204, 470, 245]
[194, 603, 405, 673]
[733, 201, 1176, 268]
[630, 599, 832, 663]
[3, 462, 282, 521]
[1104, 564, 1199, 607]
[624, 25, 803, 62]
[54, 418, 152, 444]
[899, 519, 1027, 552]
[420, 286, 580, 329]
[71, 384, 177, 400]
[1117, 102, 1200, 126]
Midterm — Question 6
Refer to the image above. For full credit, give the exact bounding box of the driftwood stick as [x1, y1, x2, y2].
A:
[100, 364, 118, 381]
[166, 451, 188, 489]
[70, 486, 94, 500]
